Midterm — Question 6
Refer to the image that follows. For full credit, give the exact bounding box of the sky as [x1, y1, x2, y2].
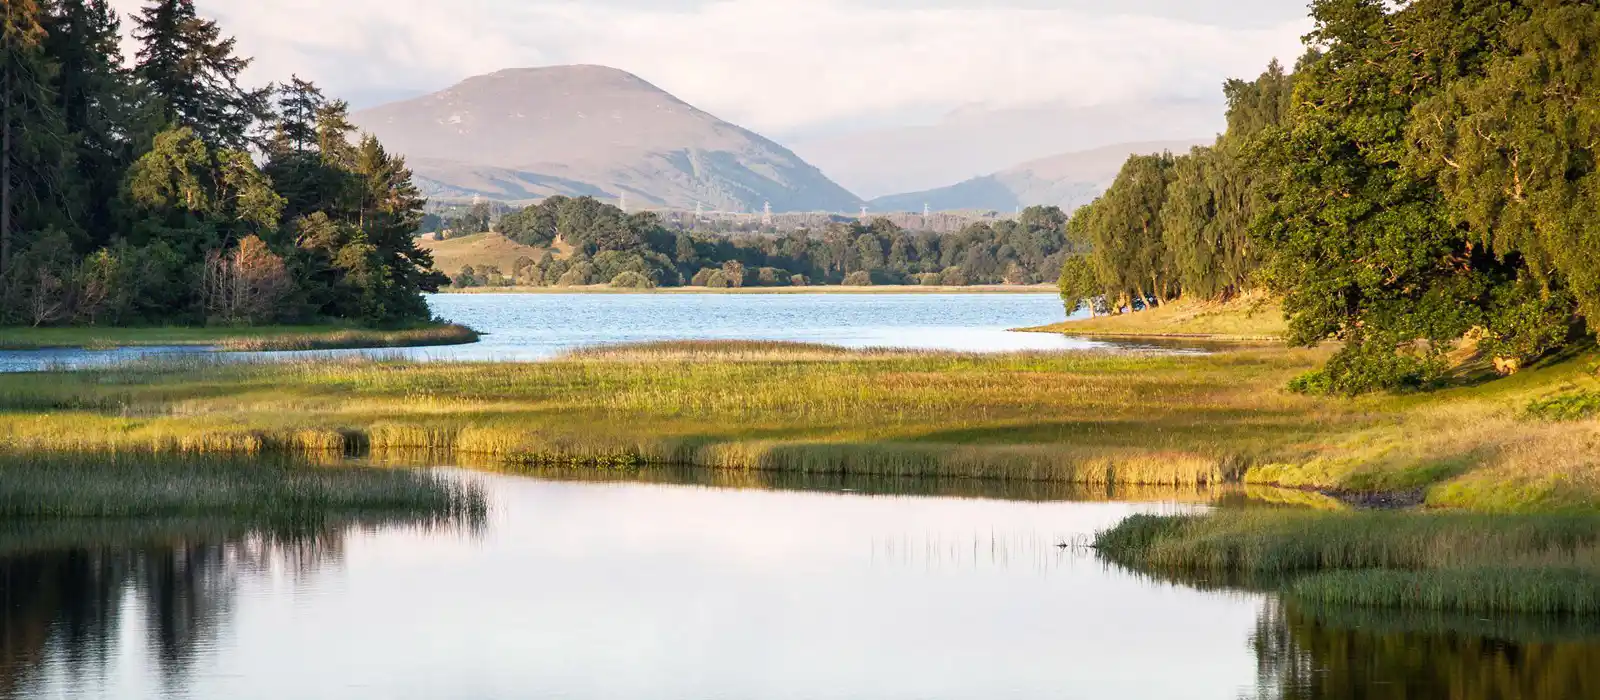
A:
[108, 0, 1311, 140]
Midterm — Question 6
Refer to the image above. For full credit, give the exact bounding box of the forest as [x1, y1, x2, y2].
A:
[0, 0, 446, 329]
[452, 196, 1071, 289]
[1061, 0, 1600, 394]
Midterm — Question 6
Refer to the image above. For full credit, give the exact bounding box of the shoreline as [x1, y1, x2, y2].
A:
[438, 284, 1060, 295]
[0, 323, 480, 352]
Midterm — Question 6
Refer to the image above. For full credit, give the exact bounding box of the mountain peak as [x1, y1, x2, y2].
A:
[352, 66, 861, 212]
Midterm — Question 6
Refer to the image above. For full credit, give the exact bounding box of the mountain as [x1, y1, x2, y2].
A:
[352, 65, 862, 213]
[788, 100, 1225, 200]
[867, 140, 1210, 214]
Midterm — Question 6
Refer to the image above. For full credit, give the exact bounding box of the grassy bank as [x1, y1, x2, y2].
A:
[441, 284, 1059, 295]
[0, 340, 1594, 511]
[0, 452, 485, 521]
[1022, 294, 1288, 341]
[0, 323, 480, 352]
[1095, 511, 1600, 613]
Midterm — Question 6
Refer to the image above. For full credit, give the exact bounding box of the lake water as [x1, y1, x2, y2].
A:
[0, 293, 1167, 372]
[4, 472, 1596, 699]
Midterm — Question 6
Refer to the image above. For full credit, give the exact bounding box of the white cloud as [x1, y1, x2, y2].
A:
[109, 0, 1308, 136]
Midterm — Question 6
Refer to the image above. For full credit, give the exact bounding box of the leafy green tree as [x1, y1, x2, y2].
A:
[1256, 0, 1533, 393]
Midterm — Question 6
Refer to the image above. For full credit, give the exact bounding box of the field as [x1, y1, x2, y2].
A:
[0, 338, 1594, 512]
[0, 324, 480, 351]
[1023, 294, 1288, 341]
[419, 232, 560, 276]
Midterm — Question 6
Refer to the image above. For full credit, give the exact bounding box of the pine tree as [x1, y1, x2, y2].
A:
[132, 0, 267, 149]
[0, 0, 73, 272]
[45, 0, 132, 248]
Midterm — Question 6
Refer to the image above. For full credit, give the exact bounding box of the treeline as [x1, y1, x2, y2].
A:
[459, 195, 1069, 288]
[0, 0, 445, 328]
[1062, 0, 1600, 394]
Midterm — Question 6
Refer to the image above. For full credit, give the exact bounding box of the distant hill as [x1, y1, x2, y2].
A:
[867, 140, 1209, 214]
[790, 100, 1225, 199]
[353, 65, 862, 213]
[420, 232, 564, 277]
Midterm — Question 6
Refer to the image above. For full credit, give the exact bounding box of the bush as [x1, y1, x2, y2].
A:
[555, 262, 596, 287]
[609, 271, 656, 289]
[938, 266, 968, 286]
[842, 271, 873, 286]
[755, 267, 789, 287]
[702, 270, 732, 288]
[917, 272, 942, 287]
[790, 274, 809, 287]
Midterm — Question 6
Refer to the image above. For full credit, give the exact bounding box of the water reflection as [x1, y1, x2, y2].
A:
[1249, 601, 1600, 699]
[0, 521, 413, 699]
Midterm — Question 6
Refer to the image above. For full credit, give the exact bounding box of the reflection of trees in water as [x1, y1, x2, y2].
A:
[1248, 600, 1600, 699]
[0, 528, 350, 699]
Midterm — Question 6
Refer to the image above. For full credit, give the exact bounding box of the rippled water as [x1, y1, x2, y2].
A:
[4, 472, 1595, 699]
[0, 293, 1178, 372]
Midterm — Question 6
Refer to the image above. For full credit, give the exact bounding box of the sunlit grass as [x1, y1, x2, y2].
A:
[0, 323, 479, 352]
[0, 452, 485, 521]
[0, 340, 1594, 509]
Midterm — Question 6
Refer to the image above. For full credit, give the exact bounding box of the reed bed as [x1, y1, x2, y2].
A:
[217, 324, 479, 351]
[0, 452, 485, 521]
[1289, 568, 1600, 614]
[1095, 510, 1600, 612]
[1094, 511, 1600, 573]
[0, 340, 1594, 508]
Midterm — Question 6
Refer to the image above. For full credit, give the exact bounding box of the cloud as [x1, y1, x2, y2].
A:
[109, 0, 1308, 136]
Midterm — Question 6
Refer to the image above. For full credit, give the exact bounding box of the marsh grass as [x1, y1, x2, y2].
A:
[1094, 511, 1600, 573]
[0, 324, 480, 352]
[1095, 510, 1600, 613]
[1290, 568, 1600, 614]
[0, 340, 1594, 509]
[0, 452, 485, 521]
[217, 324, 479, 352]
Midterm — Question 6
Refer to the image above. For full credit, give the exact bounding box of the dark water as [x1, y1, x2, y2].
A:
[0, 293, 1175, 372]
[4, 472, 1595, 699]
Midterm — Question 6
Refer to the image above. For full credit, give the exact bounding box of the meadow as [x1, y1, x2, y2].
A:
[0, 337, 1593, 512]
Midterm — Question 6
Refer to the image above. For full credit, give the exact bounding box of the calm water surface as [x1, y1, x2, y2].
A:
[0, 293, 1160, 371]
[4, 472, 1595, 699]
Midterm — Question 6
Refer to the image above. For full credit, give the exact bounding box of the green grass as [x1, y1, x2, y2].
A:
[0, 323, 480, 352]
[1094, 510, 1600, 613]
[0, 339, 1593, 511]
[0, 452, 485, 521]
[1291, 568, 1600, 614]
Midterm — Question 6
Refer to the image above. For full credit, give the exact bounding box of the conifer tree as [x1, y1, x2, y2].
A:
[132, 0, 267, 149]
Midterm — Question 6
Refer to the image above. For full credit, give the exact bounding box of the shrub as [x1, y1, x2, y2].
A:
[938, 266, 968, 286]
[702, 270, 731, 288]
[555, 262, 596, 287]
[610, 271, 656, 289]
[755, 267, 788, 287]
[918, 272, 942, 287]
[842, 271, 873, 286]
[790, 274, 809, 287]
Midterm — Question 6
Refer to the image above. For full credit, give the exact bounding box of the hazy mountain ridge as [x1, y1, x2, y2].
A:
[868, 140, 1210, 214]
[353, 65, 862, 212]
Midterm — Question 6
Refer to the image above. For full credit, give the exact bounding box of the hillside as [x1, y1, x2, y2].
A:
[353, 65, 862, 213]
[419, 232, 560, 277]
[869, 140, 1208, 213]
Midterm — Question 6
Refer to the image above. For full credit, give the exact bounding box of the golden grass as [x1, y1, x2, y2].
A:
[217, 324, 479, 351]
[418, 231, 552, 277]
[0, 340, 1595, 511]
[1022, 292, 1287, 341]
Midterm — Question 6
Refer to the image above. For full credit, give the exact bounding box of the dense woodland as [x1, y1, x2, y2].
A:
[0, 0, 446, 328]
[1062, 0, 1600, 394]
[454, 196, 1070, 288]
